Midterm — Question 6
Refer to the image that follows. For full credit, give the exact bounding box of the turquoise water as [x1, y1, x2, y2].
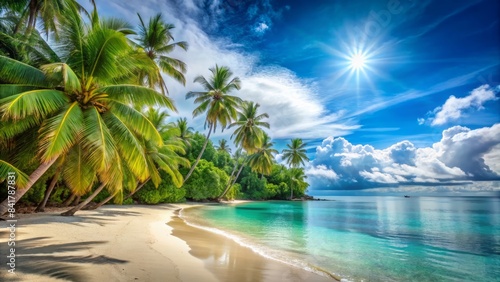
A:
[182, 197, 500, 281]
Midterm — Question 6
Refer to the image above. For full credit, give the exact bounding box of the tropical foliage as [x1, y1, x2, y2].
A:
[134, 13, 188, 94]
[229, 101, 269, 154]
[183, 65, 242, 183]
[0, 1, 312, 216]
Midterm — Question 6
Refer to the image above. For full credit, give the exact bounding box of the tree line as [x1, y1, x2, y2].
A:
[0, 0, 310, 216]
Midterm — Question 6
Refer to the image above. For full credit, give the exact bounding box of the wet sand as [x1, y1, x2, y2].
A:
[169, 209, 336, 282]
[0, 204, 335, 281]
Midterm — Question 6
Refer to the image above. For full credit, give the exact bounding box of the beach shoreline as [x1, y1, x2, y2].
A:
[0, 203, 335, 281]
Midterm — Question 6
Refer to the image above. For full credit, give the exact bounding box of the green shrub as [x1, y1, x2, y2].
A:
[183, 159, 228, 200]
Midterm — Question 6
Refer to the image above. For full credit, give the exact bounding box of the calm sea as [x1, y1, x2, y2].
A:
[181, 196, 500, 281]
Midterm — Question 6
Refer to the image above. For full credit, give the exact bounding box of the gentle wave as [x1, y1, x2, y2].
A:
[179, 207, 345, 281]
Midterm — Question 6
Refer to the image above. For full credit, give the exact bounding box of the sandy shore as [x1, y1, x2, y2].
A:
[0, 204, 335, 281]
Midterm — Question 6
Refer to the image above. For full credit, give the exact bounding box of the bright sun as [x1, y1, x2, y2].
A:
[350, 53, 366, 70]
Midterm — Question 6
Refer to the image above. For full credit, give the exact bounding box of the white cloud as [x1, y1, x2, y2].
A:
[255, 22, 269, 33]
[423, 84, 498, 126]
[307, 123, 500, 190]
[307, 165, 338, 180]
[95, 1, 354, 141]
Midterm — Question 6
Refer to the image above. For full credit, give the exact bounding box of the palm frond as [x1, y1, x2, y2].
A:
[38, 102, 83, 162]
[40, 63, 81, 92]
[98, 84, 176, 111]
[0, 159, 29, 189]
[0, 84, 39, 99]
[62, 143, 96, 196]
[81, 106, 117, 173]
[0, 55, 48, 86]
[103, 111, 149, 182]
[107, 101, 163, 146]
[0, 89, 68, 121]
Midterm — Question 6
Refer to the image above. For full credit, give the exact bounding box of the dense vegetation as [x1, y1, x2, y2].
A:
[0, 0, 310, 215]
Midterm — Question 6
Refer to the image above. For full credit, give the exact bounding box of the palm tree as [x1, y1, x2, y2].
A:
[282, 138, 309, 199]
[174, 117, 194, 148]
[288, 167, 307, 199]
[228, 101, 269, 154]
[0, 0, 95, 37]
[184, 65, 242, 183]
[90, 108, 189, 207]
[0, 7, 174, 216]
[0, 11, 60, 67]
[215, 139, 231, 154]
[134, 13, 188, 94]
[247, 133, 278, 176]
[34, 157, 64, 212]
[218, 148, 245, 201]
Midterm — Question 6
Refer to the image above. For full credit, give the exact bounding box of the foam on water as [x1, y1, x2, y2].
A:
[179, 197, 500, 281]
[179, 208, 344, 281]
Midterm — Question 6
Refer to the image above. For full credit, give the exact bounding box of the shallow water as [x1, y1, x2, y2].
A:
[182, 196, 500, 281]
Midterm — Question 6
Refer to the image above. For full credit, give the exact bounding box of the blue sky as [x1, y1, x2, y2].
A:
[92, 0, 500, 193]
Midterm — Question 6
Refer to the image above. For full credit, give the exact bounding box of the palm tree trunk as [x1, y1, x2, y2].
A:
[84, 192, 116, 210]
[124, 178, 150, 201]
[231, 162, 245, 187]
[35, 167, 62, 213]
[62, 193, 76, 207]
[0, 158, 57, 216]
[290, 180, 293, 200]
[71, 195, 81, 206]
[217, 162, 238, 201]
[61, 182, 106, 216]
[26, 0, 38, 36]
[183, 123, 213, 184]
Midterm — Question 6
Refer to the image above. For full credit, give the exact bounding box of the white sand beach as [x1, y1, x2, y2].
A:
[0, 204, 335, 281]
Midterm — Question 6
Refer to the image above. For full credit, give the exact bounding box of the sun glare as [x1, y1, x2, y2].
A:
[350, 53, 366, 70]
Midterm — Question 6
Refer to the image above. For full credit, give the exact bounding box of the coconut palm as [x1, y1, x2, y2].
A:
[228, 101, 269, 154]
[217, 148, 245, 201]
[0, 7, 174, 216]
[215, 139, 231, 154]
[288, 167, 307, 199]
[184, 65, 242, 183]
[0, 11, 60, 67]
[173, 117, 194, 148]
[282, 138, 309, 199]
[247, 133, 278, 176]
[0, 0, 95, 37]
[134, 13, 188, 94]
[86, 108, 189, 208]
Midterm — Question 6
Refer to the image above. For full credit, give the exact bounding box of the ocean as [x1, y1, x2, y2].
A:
[181, 196, 500, 281]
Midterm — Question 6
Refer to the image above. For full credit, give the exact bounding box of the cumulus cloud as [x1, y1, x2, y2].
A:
[421, 84, 498, 126]
[307, 124, 500, 190]
[255, 22, 269, 33]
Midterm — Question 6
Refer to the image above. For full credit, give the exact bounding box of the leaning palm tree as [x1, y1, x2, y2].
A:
[217, 148, 245, 201]
[134, 13, 188, 94]
[184, 65, 242, 183]
[215, 139, 231, 154]
[282, 138, 309, 199]
[228, 101, 269, 154]
[131, 109, 190, 195]
[0, 7, 174, 216]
